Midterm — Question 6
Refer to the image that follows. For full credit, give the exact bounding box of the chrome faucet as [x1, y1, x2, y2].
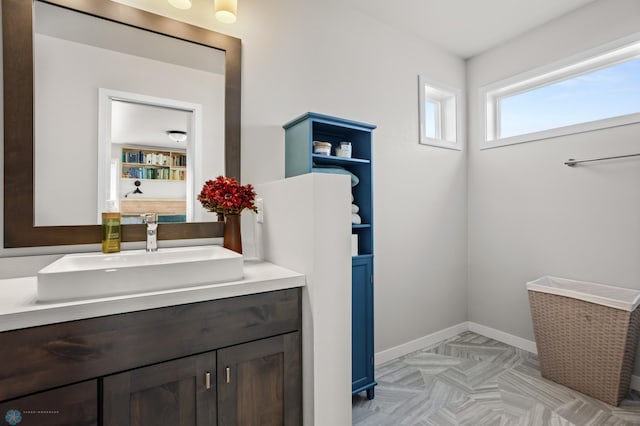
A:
[141, 213, 158, 252]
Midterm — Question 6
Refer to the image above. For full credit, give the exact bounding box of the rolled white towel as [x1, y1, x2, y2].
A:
[351, 204, 359, 214]
[351, 193, 355, 202]
[352, 213, 362, 224]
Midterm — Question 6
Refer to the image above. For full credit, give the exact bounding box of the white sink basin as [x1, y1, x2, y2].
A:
[37, 246, 243, 302]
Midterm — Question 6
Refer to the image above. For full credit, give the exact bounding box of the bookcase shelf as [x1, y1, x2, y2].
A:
[352, 224, 371, 229]
[311, 153, 370, 165]
[121, 147, 187, 181]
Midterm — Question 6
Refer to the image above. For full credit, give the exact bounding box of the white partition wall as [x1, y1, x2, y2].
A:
[255, 173, 352, 426]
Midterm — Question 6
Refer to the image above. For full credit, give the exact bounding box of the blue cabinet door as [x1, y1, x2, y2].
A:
[352, 255, 376, 399]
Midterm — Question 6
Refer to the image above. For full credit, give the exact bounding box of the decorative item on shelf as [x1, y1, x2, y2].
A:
[336, 141, 352, 158]
[313, 140, 332, 155]
[124, 180, 143, 198]
[198, 176, 258, 254]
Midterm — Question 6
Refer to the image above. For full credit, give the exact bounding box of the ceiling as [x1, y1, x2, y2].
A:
[116, 0, 597, 59]
[348, 0, 597, 58]
[111, 101, 190, 149]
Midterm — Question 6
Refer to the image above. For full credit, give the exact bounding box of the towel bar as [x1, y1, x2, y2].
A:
[564, 153, 640, 166]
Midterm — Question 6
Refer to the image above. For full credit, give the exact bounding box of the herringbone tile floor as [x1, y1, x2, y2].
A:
[352, 332, 640, 425]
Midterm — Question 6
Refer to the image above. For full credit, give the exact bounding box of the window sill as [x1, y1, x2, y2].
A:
[482, 112, 640, 150]
[420, 137, 462, 151]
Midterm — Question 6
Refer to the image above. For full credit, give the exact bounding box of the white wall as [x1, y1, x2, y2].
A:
[256, 173, 352, 426]
[237, 0, 469, 354]
[0, 0, 469, 359]
[467, 0, 640, 374]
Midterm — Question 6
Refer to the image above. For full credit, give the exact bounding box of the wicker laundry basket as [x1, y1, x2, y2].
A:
[527, 276, 640, 406]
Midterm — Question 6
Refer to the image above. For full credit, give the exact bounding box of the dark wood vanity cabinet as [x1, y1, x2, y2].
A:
[103, 332, 301, 426]
[0, 288, 302, 426]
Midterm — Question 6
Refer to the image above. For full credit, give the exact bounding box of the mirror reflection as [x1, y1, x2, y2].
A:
[33, 0, 226, 227]
[103, 95, 194, 224]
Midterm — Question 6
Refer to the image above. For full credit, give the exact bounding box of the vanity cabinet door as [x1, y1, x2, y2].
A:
[103, 352, 216, 426]
[0, 380, 97, 426]
[217, 332, 301, 426]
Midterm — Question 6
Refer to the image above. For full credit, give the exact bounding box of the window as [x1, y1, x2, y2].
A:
[482, 36, 640, 149]
[419, 76, 462, 150]
[424, 100, 439, 139]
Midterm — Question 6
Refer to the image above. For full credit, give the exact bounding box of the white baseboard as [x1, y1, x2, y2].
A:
[467, 322, 538, 354]
[374, 322, 468, 365]
[374, 321, 640, 391]
[374, 322, 536, 365]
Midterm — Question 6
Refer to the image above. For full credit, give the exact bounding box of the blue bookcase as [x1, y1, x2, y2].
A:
[283, 112, 377, 399]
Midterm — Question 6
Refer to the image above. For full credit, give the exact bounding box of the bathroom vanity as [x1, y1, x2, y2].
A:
[0, 261, 304, 426]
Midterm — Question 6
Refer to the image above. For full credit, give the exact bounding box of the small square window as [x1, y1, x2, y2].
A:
[418, 76, 461, 150]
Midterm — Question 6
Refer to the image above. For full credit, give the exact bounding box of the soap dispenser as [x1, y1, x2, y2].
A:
[102, 200, 121, 253]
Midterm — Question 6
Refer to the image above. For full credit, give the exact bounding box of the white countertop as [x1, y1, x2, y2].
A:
[0, 260, 305, 332]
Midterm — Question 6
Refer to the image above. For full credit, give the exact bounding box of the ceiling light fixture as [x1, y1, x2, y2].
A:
[166, 130, 187, 143]
[215, 0, 237, 23]
[168, 0, 192, 10]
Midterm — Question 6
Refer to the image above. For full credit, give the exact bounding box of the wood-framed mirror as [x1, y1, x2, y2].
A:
[2, 0, 241, 248]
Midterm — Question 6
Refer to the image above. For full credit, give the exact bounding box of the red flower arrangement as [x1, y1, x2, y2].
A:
[198, 176, 258, 215]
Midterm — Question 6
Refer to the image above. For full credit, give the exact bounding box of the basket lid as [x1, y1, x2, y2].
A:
[526, 276, 640, 311]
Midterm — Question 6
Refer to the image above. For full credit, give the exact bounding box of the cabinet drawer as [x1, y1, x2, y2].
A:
[0, 380, 97, 426]
[0, 288, 301, 401]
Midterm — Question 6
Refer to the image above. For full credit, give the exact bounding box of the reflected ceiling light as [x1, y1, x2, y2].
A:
[166, 130, 187, 142]
[215, 0, 237, 23]
[168, 0, 192, 10]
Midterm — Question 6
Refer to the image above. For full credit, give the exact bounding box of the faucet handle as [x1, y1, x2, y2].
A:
[141, 213, 157, 224]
